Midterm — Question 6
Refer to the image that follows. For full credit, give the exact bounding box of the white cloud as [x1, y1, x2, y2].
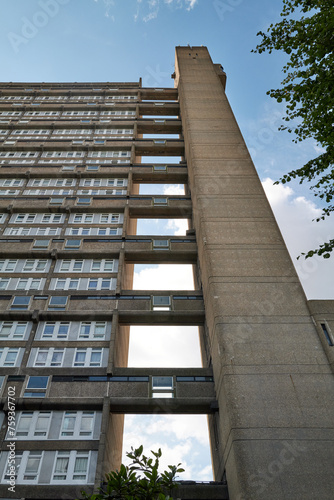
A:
[185, 0, 198, 9]
[136, 0, 198, 22]
[133, 263, 194, 290]
[128, 325, 202, 367]
[122, 415, 213, 480]
[262, 178, 334, 298]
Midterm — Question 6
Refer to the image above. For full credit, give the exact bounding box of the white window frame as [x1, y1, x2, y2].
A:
[51, 451, 90, 483]
[0, 259, 18, 272]
[0, 278, 10, 290]
[59, 260, 84, 272]
[73, 348, 103, 367]
[41, 214, 64, 223]
[0, 179, 23, 187]
[3, 450, 43, 484]
[22, 259, 48, 272]
[33, 348, 65, 367]
[53, 278, 80, 290]
[90, 259, 114, 272]
[14, 213, 36, 223]
[0, 347, 20, 367]
[16, 278, 43, 291]
[71, 213, 93, 224]
[11, 411, 51, 439]
[78, 322, 107, 339]
[41, 322, 70, 340]
[87, 278, 114, 290]
[99, 213, 120, 224]
[60, 411, 95, 439]
[0, 321, 29, 340]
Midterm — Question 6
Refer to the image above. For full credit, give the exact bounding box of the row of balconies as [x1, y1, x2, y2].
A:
[0, 118, 182, 133]
[0, 87, 178, 101]
[0, 101, 180, 114]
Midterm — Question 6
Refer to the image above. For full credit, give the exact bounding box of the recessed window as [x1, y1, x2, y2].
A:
[65, 239, 81, 250]
[86, 165, 99, 171]
[48, 296, 68, 311]
[153, 239, 169, 250]
[24, 376, 49, 398]
[77, 197, 91, 205]
[33, 239, 50, 250]
[152, 295, 171, 311]
[320, 323, 333, 346]
[50, 197, 64, 205]
[153, 165, 167, 172]
[11, 296, 31, 310]
[151, 376, 174, 398]
[62, 165, 76, 171]
[153, 197, 168, 205]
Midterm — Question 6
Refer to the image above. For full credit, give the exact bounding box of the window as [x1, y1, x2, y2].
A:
[153, 165, 167, 171]
[33, 239, 50, 250]
[90, 259, 114, 272]
[320, 323, 333, 346]
[13, 411, 51, 439]
[49, 197, 64, 205]
[0, 321, 29, 340]
[99, 213, 120, 224]
[24, 376, 49, 398]
[48, 296, 68, 311]
[16, 278, 43, 291]
[77, 197, 91, 205]
[34, 348, 64, 367]
[87, 278, 114, 290]
[22, 259, 48, 272]
[65, 239, 81, 250]
[3, 451, 43, 483]
[60, 411, 95, 438]
[72, 213, 93, 223]
[73, 348, 103, 367]
[41, 214, 63, 223]
[59, 260, 83, 272]
[79, 322, 106, 339]
[41, 322, 70, 339]
[152, 295, 171, 311]
[62, 165, 75, 171]
[52, 451, 90, 483]
[151, 376, 174, 398]
[153, 239, 169, 249]
[153, 197, 168, 205]
[0, 348, 20, 367]
[86, 165, 99, 171]
[53, 278, 80, 290]
[0, 259, 18, 271]
[14, 213, 36, 223]
[3, 451, 22, 482]
[0, 278, 9, 290]
[11, 296, 31, 310]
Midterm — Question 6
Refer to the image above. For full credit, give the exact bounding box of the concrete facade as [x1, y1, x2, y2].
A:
[0, 46, 332, 499]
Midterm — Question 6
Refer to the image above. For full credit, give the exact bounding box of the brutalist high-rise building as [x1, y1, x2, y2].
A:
[0, 46, 333, 500]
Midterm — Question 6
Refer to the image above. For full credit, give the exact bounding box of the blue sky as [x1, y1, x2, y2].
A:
[1, 0, 333, 482]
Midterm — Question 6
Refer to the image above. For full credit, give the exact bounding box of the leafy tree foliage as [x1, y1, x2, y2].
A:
[80, 445, 184, 500]
[253, 0, 334, 258]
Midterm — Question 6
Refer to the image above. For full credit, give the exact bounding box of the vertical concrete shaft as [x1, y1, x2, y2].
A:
[175, 46, 334, 500]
